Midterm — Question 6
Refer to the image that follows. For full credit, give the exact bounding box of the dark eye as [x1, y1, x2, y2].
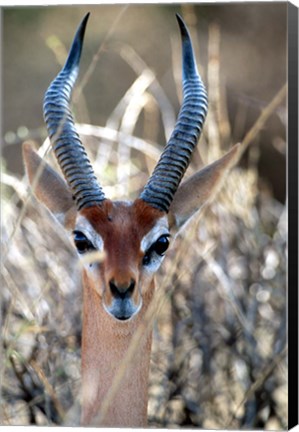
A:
[143, 235, 170, 266]
[73, 231, 95, 254]
[153, 235, 169, 255]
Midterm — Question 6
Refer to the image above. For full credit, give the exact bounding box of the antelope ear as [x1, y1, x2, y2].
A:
[22, 142, 75, 224]
[168, 144, 240, 231]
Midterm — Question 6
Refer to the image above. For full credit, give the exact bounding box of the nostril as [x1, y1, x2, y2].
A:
[109, 280, 119, 298]
[127, 280, 135, 295]
[109, 279, 135, 300]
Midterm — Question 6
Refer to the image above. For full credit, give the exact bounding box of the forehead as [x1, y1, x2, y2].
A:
[77, 199, 167, 242]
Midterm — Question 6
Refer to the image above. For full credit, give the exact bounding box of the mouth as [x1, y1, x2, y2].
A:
[114, 314, 131, 321]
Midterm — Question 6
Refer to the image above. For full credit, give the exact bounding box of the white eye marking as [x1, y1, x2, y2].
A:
[140, 216, 169, 253]
[141, 216, 170, 273]
[74, 214, 104, 252]
[142, 250, 167, 275]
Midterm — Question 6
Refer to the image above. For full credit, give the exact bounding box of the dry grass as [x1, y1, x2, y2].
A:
[1, 13, 287, 429]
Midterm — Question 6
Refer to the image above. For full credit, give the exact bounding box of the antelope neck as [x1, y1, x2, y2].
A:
[81, 270, 154, 426]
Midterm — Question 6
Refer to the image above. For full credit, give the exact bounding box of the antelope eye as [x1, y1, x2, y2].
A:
[143, 235, 170, 266]
[73, 231, 94, 254]
[152, 235, 170, 256]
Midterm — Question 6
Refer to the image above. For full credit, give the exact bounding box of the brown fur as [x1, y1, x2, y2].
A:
[80, 199, 164, 310]
[81, 199, 164, 240]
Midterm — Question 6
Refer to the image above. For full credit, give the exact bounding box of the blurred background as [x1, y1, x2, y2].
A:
[1, 3, 287, 428]
[3, 3, 286, 199]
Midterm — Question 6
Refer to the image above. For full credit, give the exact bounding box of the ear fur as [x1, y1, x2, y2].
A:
[22, 142, 75, 223]
[169, 144, 240, 231]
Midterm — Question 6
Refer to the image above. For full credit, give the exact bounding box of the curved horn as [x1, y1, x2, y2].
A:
[140, 14, 208, 213]
[43, 13, 106, 211]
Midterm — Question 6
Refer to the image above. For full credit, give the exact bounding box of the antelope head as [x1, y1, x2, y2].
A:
[23, 13, 239, 322]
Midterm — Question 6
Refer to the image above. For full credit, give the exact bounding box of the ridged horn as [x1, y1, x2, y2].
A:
[140, 14, 208, 213]
[43, 13, 106, 211]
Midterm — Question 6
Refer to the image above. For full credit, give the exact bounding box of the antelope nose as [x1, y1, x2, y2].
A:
[109, 279, 135, 300]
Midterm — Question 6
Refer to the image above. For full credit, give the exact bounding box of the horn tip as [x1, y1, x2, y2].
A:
[175, 13, 189, 39]
[175, 12, 199, 80]
[63, 12, 90, 72]
[82, 12, 91, 28]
